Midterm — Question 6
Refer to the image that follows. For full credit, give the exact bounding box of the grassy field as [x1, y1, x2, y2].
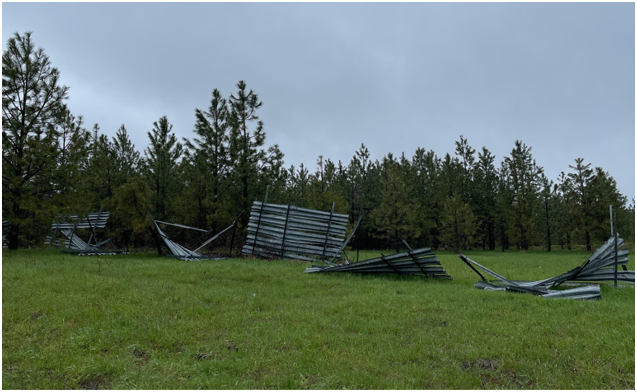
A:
[2, 248, 634, 389]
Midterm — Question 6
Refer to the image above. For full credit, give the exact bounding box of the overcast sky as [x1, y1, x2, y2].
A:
[3, 2, 635, 201]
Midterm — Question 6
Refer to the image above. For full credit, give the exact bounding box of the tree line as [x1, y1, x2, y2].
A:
[3, 32, 634, 252]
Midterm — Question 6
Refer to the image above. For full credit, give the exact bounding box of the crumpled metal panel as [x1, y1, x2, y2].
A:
[45, 210, 126, 255]
[153, 219, 235, 261]
[242, 201, 350, 262]
[455, 234, 633, 300]
[304, 247, 452, 279]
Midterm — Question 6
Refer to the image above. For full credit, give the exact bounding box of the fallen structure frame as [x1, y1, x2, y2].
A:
[305, 244, 452, 279]
[453, 234, 634, 300]
[242, 201, 356, 262]
[44, 209, 126, 256]
[153, 218, 236, 261]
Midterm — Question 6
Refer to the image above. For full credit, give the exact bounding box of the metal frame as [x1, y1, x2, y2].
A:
[44, 209, 126, 256]
[153, 218, 236, 261]
[452, 234, 634, 300]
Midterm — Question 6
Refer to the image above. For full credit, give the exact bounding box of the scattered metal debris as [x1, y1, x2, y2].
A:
[152, 218, 236, 261]
[242, 201, 352, 262]
[452, 234, 634, 300]
[326, 213, 363, 265]
[304, 246, 452, 279]
[44, 209, 127, 255]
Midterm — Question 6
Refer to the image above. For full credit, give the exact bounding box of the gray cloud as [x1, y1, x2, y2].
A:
[3, 2, 634, 200]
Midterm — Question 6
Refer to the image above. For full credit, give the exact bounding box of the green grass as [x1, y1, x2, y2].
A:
[3, 248, 634, 389]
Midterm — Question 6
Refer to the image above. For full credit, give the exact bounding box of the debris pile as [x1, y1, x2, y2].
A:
[152, 219, 236, 261]
[242, 201, 350, 262]
[305, 247, 452, 279]
[44, 210, 126, 255]
[455, 235, 634, 300]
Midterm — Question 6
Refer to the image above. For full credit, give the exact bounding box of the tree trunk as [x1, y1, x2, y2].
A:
[8, 195, 21, 250]
[545, 201, 551, 252]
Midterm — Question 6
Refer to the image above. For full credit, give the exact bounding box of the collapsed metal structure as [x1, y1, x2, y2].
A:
[44, 210, 126, 255]
[304, 246, 452, 279]
[242, 201, 356, 262]
[152, 218, 236, 261]
[454, 235, 634, 300]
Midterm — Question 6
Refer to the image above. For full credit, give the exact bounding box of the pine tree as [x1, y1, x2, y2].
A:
[228, 81, 282, 226]
[502, 141, 542, 250]
[495, 162, 514, 251]
[110, 177, 152, 252]
[86, 127, 117, 205]
[438, 193, 477, 251]
[142, 116, 183, 221]
[556, 171, 576, 250]
[587, 167, 627, 243]
[411, 148, 443, 248]
[112, 125, 140, 185]
[566, 158, 594, 251]
[538, 173, 558, 251]
[2, 32, 70, 248]
[55, 113, 91, 211]
[454, 135, 476, 204]
[473, 147, 498, 250]
[370, 155, 418, 253]
[183, 89, 232, 229]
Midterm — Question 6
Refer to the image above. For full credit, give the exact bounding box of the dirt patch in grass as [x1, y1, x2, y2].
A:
[79, 373, 111, 390]
[130, 345, 149, 365]
[461, 357, 500, 371]
[226, 341, 238, 352]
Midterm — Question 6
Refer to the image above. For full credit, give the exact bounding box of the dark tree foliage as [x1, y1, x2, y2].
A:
[502, 141, 542, 251]
[2, 32, 70, 249]
[142, 116, 183, 221]
[566, 158, 595, 251]
[113, 125, 140, 184]
[2, 32, 633, 253]
[228, 81, 283, 228]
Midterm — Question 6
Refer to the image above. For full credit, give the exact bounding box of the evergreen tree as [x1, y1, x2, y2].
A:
[294, 163, 310, 206]
[538, 173, 558, 251]
[2, 32, 70, 248]
[502, 141, 542, 250]
[86, 126, 117, 205]
[142, 116, 183, 221]
[110, 177, 152, 251]
[438, 193, 477, 251]
[556, 171, 576, 250]
[565, 158, 594, 251]
[55, 113, 91, 212]
[587, 167, 627, 243]
[411, 148, 443, 248]
[473, 147, 497, 250]
[183, 89, 232, 229]
[305, 156, 348, 213]
[439, 153, 464, 198]
[370, 154, 417, 252]
[228, 80, 282, 227]
[494, 161, 513, 251]
[454, 135, 476, 204]
[112, 125, 140, 185]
